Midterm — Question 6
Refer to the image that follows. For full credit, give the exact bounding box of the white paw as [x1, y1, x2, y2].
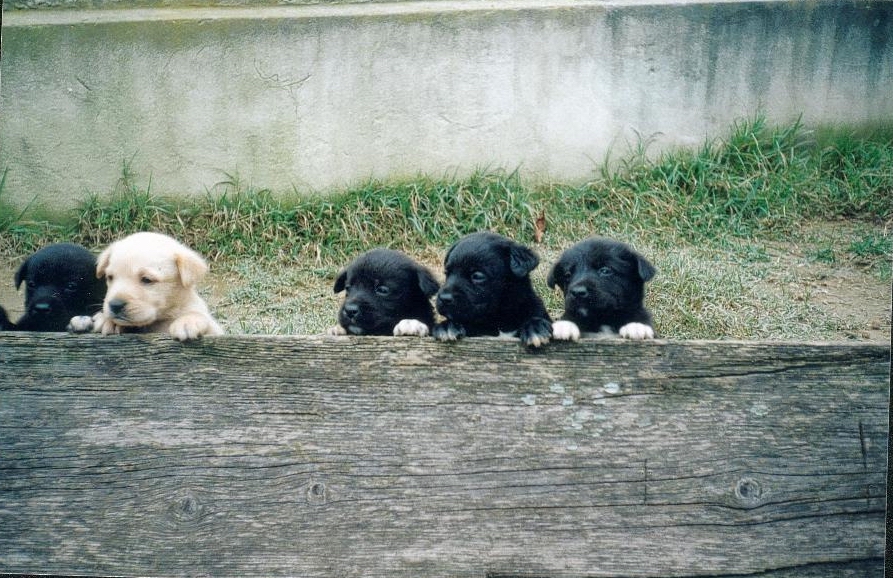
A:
[67, 315, 94, 333]
[169, 317, 212, 342]
[327, 325, 348, 336]
[393, 319, 429, 337]
[619, 322, 654, 340]
[552, 320, 581, 341]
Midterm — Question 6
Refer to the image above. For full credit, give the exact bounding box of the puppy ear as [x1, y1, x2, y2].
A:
[442, 243, 455, 268]
[333, 270, 347, 294]
[14, 256, 31, 289]
[508, 243, 539, 278]
[546, 261, 563, 290]
[635, 252, 656, 282]
[417, 267, 440, 297]
[175, 248, 208, 288]
[95, 245, 113, 279]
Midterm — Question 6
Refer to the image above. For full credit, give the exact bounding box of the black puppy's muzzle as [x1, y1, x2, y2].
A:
[342, 302, 361, 321]
[339, 299, 376, 334]
[28, 287, 63, 316]
[29, 302, 54, 316]
[435, 289, 457, 317]
[569, 285, 589, 299]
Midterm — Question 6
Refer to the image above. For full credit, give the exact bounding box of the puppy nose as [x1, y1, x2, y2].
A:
[437, 291, 453, 305]
[570, 286, 588, 298]
[343, 303, 360, 319]
[108, 298, 127, 315]
[33, 302, 51, 312]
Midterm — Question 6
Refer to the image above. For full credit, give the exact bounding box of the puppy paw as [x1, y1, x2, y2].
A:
[393, 319, 429, 337]
[433, 321, 465, 342]
[169, 316, 215, 342]
[552, 320, 581, 341]
[67, 315, 95, 333]
[519, 317, 552, 348]
[619, 322, 654, 340]
[327, 325, 348, 336]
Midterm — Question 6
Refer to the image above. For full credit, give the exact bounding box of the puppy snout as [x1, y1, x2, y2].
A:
[343, 302, 360, 320]
[569, 285, 589, 299]
[436, 290, 453, 307]
[108, 298, 127, 316]
[32, 302, 52, 313]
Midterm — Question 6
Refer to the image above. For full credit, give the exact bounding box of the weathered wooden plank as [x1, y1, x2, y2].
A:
[0, 333, 887, 578]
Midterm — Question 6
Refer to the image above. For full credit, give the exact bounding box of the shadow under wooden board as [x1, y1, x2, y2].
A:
[0, 333, 888, 577]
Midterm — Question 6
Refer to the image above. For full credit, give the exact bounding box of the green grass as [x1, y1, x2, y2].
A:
[1, 116, 890, 339]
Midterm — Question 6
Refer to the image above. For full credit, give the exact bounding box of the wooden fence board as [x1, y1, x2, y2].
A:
[0, 333, 888, 577]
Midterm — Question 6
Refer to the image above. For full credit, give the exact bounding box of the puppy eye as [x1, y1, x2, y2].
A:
[140, 276, 155, 285]
[375, 285, 391, 296]
[598, 266, 613, 277]
[105, 275, 114, 283]
[64, 281, 79, 292]
[471, 271, 487, 284]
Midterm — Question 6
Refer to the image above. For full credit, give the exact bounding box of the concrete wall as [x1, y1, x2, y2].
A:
[1, 0, 892, 210]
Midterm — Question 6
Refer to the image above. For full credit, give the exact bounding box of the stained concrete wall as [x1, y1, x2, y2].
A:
[1, 0, 892, 210]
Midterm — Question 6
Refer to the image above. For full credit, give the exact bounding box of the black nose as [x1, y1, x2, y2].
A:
[570, 286, 588, 298]
[108, 299, 126, 315]
[33, 302, 52, 313]
[343, 303, 360, 319]
[437, 291, 453, 305]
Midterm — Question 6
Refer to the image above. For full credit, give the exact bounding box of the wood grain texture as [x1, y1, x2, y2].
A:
[0, 333, 888, 577]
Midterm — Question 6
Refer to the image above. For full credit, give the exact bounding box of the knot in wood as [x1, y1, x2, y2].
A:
[734, 477, 762, 505]
[169, 491, 203, 524]
[307, 481, 327, 506]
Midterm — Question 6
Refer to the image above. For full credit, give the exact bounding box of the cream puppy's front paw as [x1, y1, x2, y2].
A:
[327, 325, 348, 336]
[393, 319, 429, 337]
[169, 315, 217, 342]
[552, 320, 581, 341]
[619, 322, 654, 340]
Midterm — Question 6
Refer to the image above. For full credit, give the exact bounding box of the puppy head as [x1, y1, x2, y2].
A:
[547, 237, 654, 323]
[333, 248, 439, 335]
[436, 232, 539, 324]
[14, 243, 105, 329]
[98, 232, 208, 328]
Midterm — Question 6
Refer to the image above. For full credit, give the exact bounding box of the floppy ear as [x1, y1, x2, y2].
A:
[635, 252, 656, 282]
[95, 245, 113, 279]
[546, 260, 564, 290]
[442, 243, 455, 268]
[14, 256, 31, 289]
[417, 267, 440, 297]
[175, 248, 208, 288]
[508, 243, 539, 278]
[333, 270, 347, 294]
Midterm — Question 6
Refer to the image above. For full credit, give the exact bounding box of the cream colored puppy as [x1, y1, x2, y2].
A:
[69, 232, 223, 341]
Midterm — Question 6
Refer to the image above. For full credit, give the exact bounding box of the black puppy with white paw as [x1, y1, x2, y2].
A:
[331, 248, 440, 336]
[433, 232, 552, 348]
[1, 243, 105, 332]
[547, 237, 656, 341]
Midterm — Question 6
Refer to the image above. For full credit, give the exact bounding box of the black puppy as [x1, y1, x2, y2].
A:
[1, 243, 105, 332]
[547, 237, 656, 341]
[433, 232, 552, 347]
[331, 248, 440, 336]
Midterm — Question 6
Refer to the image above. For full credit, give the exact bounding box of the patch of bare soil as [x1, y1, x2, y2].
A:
[791, 264, 890, 342]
